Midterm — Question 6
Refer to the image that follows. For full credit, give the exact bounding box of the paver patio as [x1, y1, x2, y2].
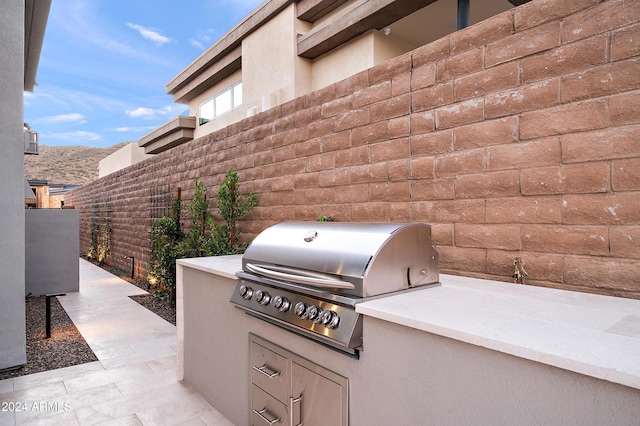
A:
[0, 258, 234, 425]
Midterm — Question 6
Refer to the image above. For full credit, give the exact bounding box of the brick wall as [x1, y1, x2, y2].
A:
[66, 0, 640, 298]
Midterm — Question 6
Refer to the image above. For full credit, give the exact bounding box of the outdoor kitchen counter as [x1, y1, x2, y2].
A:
[357, 274, 640, 391]
[179, 255, 640, 391]
[178, 255, 640, 424]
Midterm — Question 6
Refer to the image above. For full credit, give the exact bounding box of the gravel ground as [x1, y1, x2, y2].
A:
[0, 296, 97, 380]
[128, 294, 176, 325]
[0, 259, 176, 381]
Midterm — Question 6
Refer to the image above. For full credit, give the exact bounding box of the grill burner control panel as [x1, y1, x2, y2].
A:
[239, 284, 340, 329]
[230, 279, 363, 355]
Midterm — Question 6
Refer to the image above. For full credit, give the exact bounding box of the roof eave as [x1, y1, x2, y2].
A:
[24, 0, 52, 92]
[166, 0, 294, 99]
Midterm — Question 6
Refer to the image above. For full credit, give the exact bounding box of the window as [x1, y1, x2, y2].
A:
[215, 88, 232, 116]
[233, 83, 242, 108]
[200, 99, 214, 125]
[199, 81, 242, 125]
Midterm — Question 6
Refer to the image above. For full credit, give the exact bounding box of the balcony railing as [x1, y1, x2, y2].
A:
[24, 129, 39, 155]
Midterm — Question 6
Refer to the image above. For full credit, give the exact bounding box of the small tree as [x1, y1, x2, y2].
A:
[211, 169, 258, 255]
[176, 178, 212, 258]
[148, 196, 184, 302]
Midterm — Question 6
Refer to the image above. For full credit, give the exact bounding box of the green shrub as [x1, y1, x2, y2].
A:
[147, 170, 258, 304]
[175, 178, 211, 258]
[87, 214, 111, 264]
[97, 218, 111, 264]
[148, 197, 183, 303]
[212, 169, 258, 255]
[87, 217, 99, 259]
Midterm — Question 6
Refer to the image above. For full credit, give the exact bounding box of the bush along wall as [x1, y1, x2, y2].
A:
[86, 198, 111, 265]
[66, 0, 640, 299]
[147, 170, 258, 303]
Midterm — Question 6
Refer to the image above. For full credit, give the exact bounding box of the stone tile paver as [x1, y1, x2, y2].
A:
[0, 259, 234, 425]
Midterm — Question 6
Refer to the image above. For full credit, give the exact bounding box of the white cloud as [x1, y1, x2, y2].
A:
[125, 106, 172, 120]
[38, 113, 87, 125]
[26, 85, 133, 113]
[189, 39, 205, 50]
[188, 28, 216, 51]
[125, 105, 187, 120]
[50, 4, 159, 62]
[47, 130, 102, 143]
[127, 23, 170, 46]
[115, 126, 156, 133]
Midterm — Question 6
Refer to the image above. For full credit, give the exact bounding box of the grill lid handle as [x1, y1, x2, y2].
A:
[246, 263, 355, 289]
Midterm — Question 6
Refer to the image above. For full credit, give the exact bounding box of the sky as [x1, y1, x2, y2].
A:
[24, 0, 264, 148]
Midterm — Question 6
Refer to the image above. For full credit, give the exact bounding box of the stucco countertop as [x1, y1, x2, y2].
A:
[177, 256, 640, 390]
[357, 274, 640, 391]
[178, 254, 243, 280]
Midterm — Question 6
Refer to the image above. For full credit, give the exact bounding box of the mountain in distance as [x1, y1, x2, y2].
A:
[24, 142, 129, 186]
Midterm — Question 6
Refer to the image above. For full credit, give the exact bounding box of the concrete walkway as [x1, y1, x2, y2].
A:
[0, 259, 234, 426]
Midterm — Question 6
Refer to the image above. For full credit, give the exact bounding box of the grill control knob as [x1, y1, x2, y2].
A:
[239, 285, 253, 300]
[321, 310, 340, 329]
[306, 306, 322, 323]
[294, 302, 308, 318]
[255, 290, 271, 306]
[273, 296, 291, 312]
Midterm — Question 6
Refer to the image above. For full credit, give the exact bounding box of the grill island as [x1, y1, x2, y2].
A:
[177, 236, 640, 425]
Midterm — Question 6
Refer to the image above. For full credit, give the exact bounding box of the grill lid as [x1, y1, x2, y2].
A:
[242, 222, 439, 298]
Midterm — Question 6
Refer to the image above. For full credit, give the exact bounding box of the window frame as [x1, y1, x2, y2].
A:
[198, 81, 242, 126]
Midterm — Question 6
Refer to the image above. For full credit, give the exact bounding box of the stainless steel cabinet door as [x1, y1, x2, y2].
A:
[290, 360, 348, 426]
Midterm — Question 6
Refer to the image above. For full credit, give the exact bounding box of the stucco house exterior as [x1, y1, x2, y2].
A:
[139, 0, 529, 153]
[98, 142, 152, 177]
[0, 0, 51, 371]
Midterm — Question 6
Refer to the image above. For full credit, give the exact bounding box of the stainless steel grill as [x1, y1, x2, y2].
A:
[231, 222, 439, 355]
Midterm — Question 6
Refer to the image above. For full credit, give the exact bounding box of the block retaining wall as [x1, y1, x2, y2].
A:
[66, 0, 640, 299]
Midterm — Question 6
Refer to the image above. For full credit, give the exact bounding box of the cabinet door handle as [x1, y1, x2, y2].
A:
[290, 395, 302, 426]
[254, 408, 281, 425]
[253, 364, 280, 378]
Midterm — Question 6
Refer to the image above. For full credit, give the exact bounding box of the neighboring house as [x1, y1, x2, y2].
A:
[48, 184, 81, 208]
[98, 142, 152, 177]
[23, 122, 39, 155]
[25, 179, 45, 209]
[27, 180, 80, 209]
[0, 0, 51, 371]
[139, 0, 529, 154]
[24, 178, 37, 207]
